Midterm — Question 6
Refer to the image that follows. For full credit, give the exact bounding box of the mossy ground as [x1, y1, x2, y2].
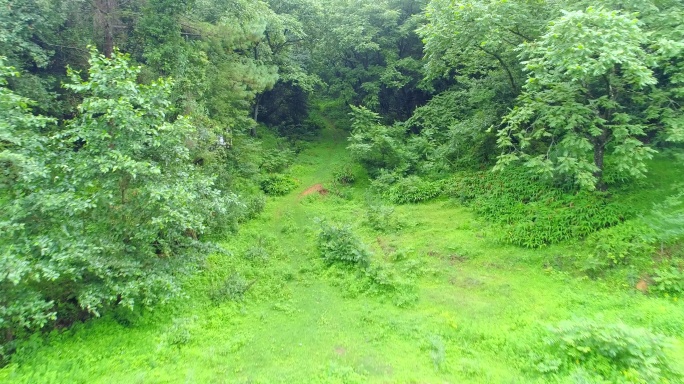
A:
[2, 120, 684, 383]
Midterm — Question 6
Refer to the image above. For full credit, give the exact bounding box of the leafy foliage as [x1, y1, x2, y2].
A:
[364, 203, 401, 232]
[331, 163, 356, 185]
[348, 106, 409, 175]
[652, 267, 684, 297]
[583, 221, 654, 270]
[316, 221, 371, 268]
[1, 50, 233, 348]
[375, 175, 443, 205]
[260, 173, 299, 196]
[539, 319, 681, 383]
[496, 7, 658, 190]
[448, 168, 630, 247]
[209, 273, 253, 303]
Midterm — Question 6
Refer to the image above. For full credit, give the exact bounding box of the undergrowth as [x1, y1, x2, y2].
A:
[448, 168, 632, 248]
[316, 221, 418, 307]
[537, 319, 682, 383]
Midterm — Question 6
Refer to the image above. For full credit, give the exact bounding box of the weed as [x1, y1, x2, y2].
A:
[209, 274, 253, 303]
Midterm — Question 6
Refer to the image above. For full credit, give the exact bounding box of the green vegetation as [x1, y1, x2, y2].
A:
[2, 0, 684, 382]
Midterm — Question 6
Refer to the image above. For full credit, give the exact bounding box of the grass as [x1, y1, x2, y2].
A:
[2, 121, 684, 383]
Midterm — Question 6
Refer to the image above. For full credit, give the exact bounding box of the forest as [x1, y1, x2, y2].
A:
[1, 0, 684, 382]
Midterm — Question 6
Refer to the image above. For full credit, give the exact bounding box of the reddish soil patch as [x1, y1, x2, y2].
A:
[636, 279, 649, 294]
[334, 346, 347, 356]
[299, 183, 329, 197]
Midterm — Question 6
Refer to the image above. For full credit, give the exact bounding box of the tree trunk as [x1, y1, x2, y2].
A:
[251, 94, 262, 137]
[593, 127, 609, 191]
[477, 45, 518, 93]
[95, 0, 116, 58]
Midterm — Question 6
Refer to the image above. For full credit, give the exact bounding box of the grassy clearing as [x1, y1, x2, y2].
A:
[2, 121, 684, 383]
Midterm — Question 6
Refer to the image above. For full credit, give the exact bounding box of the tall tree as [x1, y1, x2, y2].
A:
[495, 7, 658, 190]
[1, 50, 233, 341]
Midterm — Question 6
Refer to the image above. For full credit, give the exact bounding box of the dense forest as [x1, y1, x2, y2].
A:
[1, 0, 684, 382]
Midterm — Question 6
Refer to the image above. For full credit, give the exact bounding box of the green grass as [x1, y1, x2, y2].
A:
[2, 122, 684, 383]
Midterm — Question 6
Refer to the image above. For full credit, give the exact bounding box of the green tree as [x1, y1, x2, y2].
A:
[420, 0, 558, 94]
[496, 7, 658, 190]
[348, 105, 409, 174]
[0, 60, 56, 358]
[1, 50, 234, 347]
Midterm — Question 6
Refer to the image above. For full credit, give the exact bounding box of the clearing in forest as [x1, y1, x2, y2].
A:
[2, 120, 684, 384]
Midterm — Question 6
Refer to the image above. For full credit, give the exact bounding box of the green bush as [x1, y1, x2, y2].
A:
[448, 168, 631, 247]
[209, 274, 252, 303]
[539, 319, 681, 383]
[365, 203, 401, 232]
[165, 317, 196, 348]
[378, 175, 443, 204]
[238, 193, 266, 222]
[260, 173, 298, 196]
[584, 221, 654, 268]
[260, 148, 295, 173]
[652, 267, 684, 297]
[332, 163, 356, 185]
[316, 221, 371, 267]
[0, 51, 233, 350]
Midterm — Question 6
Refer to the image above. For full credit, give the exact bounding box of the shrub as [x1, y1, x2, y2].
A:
[365, 203, 400, 232]
[332, 163, 356, 185]
[584, 221, 654, 267]
[260, 148, 294, 173]
[539, 319, 681, 383]
[260, 173, 298, 196]
[380, 176, 443, 204]
[652, 267, 684, 297]
[316, 221, 371, 267]
[209, 274, 252, 303]
[165, 317, 196, 348]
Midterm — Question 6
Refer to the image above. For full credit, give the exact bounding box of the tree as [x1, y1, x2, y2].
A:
[348, 105, 409, 174]
[495, 7, 658, 190]
[0, 60, 56, 358]
[419, 0, 559, 94]
[310, 0, 429, 121]
[0, 50, 234, 347]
